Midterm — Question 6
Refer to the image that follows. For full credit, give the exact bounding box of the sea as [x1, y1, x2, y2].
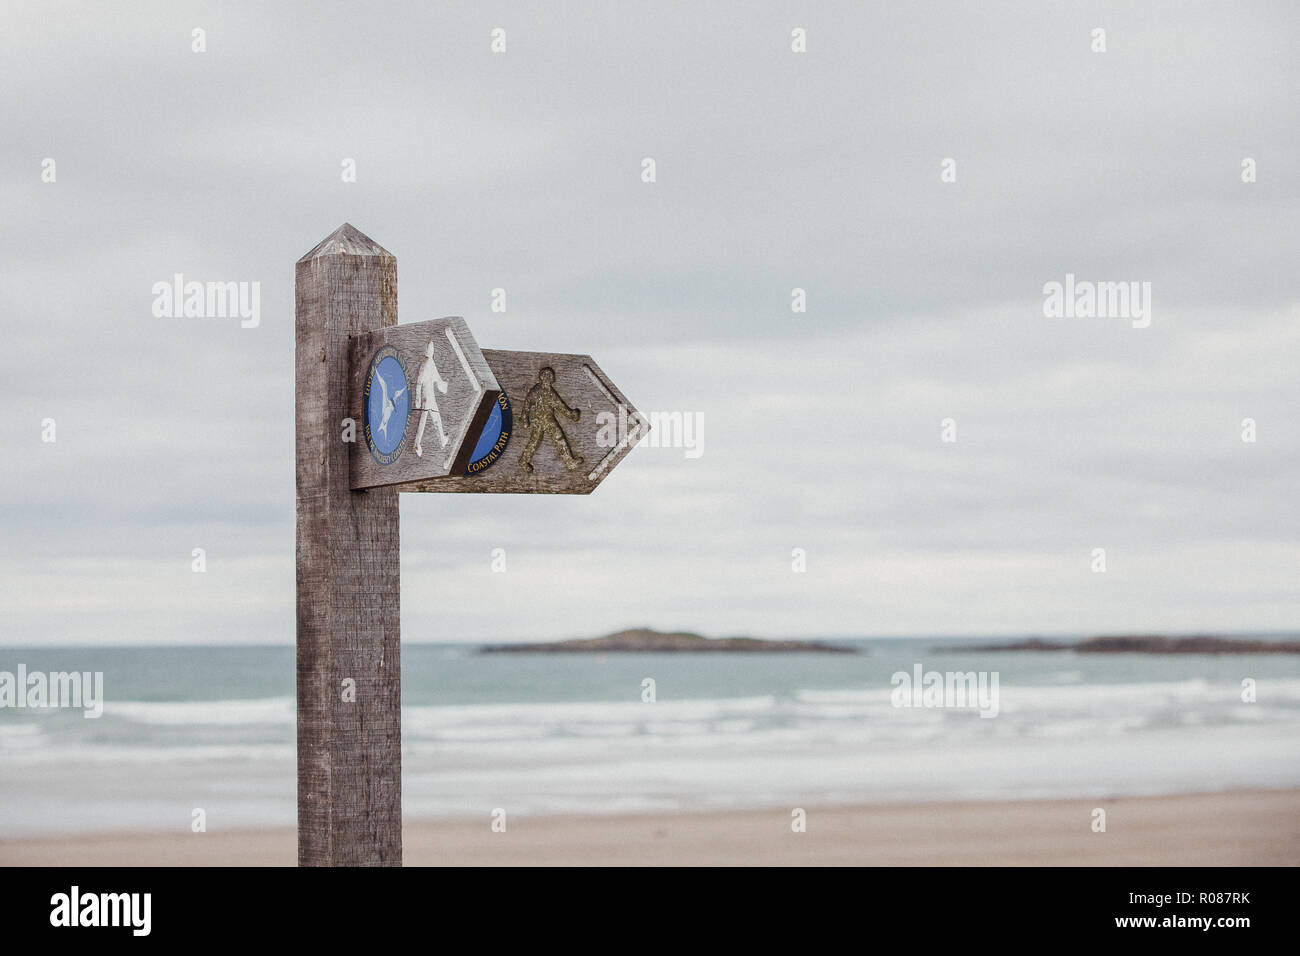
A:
[2, 637, 1299, 836]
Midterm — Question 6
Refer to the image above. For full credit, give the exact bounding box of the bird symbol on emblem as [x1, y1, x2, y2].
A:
[374, 371, 406, 440]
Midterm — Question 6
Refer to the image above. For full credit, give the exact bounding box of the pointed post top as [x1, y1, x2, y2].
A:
[298, 223, 393, 262]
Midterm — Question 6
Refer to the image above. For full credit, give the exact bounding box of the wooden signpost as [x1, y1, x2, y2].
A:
[295, 224, 647, 866]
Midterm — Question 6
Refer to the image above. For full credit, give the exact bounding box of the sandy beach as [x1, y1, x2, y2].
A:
[3, 789, 1296, 866]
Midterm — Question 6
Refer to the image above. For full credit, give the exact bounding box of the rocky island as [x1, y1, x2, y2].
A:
[481, 627, 856, 654]
[941, 635, 1300, 655]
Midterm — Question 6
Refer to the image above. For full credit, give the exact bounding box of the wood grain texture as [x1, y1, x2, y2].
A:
[398, 349, 649, 495]
[347, 317, 501, 489]
[295, 223, 402, 866]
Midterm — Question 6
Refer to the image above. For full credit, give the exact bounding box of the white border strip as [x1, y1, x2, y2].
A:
[583, 363, 645, 482]
[445, 326, 483, 469]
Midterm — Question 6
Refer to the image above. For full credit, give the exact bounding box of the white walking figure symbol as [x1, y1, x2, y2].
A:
[414, 340, 450, 458]
[374, 369, 406, 441]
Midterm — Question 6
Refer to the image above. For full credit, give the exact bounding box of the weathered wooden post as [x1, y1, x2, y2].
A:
[295, 225, 402, 866]
[295, 223, 648, 866]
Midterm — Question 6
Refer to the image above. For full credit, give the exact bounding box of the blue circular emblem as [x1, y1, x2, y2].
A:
[466, 391, 512, 474]
[362, 345, 410, 465]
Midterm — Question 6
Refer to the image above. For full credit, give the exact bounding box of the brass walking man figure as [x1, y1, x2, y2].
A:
[520, 366, 584, 473]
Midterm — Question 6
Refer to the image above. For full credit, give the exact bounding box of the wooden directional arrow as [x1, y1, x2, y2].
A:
[347, 317, 501, 489]
[398, 349, 649, 495]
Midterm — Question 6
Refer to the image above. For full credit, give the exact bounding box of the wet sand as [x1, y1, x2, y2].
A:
[3, 789, 1296, 866]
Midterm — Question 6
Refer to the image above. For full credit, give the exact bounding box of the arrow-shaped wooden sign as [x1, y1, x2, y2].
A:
[347, 317, 501, 489]
[398, 349, 648, 495]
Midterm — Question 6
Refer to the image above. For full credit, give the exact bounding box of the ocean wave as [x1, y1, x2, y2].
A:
[0, 722, 46, 749]
[106, 697, 295, 726]
[0, 723, 43, 737]
[1, 743, 294, 766]
[66, 678, 1300, 748]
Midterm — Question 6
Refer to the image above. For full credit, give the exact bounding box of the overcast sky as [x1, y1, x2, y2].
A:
[2, 1, 1298, 646]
